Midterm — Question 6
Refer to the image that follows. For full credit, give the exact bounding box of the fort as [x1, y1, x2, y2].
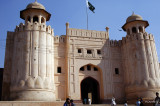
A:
[1, 1, 160, 104]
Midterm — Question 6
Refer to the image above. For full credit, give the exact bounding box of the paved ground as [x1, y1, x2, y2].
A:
[0, 101, 154, 106]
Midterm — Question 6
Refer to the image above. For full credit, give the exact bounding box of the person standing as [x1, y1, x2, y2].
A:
[140, 98, 143, 106]
[84, 98, 87, 104]
[124, 100, 128, 106]
[111, 97, 116, 106]
[64, 98, 71, 106]
[136, 98, 141, 106]
[88, 98, 91, 105]
[155, 92, 160, 106]
[70, 99, 75, 106]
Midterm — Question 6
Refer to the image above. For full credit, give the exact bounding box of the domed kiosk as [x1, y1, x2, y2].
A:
[122, 13, 149, 35]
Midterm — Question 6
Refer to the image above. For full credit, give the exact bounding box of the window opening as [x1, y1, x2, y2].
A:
[132, 27, 137, 33]
[94, 67, 98, 71]
[27, 16, 31, 22]
[87, 50, 92, 54]
[115, 68, 119, 75]
[33, 16, 38, 23]
[139, 26, 143, 33]
[57, 67, 61, 73]
[80, 67, 84, 71]
[87, 65, 91, 71]
[41, 17, 45, 23]
[78, 49, 82, 53]
[97, 50, 101, 54]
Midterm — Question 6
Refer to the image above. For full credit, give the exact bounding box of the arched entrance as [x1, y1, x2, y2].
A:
[81, 77, 100, 104]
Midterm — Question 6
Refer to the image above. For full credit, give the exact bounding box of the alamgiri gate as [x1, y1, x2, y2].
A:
[2, 1, 160, 104]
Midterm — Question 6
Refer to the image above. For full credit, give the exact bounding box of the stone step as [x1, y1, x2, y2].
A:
[75, 104, 135, 106]
[0, 101, 149, 106]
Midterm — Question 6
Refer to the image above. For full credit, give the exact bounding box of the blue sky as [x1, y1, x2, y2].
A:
[0, 0, 160, 68]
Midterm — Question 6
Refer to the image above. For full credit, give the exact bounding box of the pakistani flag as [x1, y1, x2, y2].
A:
[86, 0, 95, 13]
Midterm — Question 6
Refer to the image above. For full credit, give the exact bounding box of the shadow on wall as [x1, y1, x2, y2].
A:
[0, 68, 3, 101]
[98, 39, 125, 103]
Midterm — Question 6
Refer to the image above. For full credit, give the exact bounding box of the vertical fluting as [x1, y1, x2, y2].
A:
[24, 31, 30, 80]
[31, 29, 39, 78]
[46, 30, 52, 78]
[150, 35, 159, 78]
[11, 32, 19, 85]
[39, 30, 46, 80]
[144, 34, 155, 79]
[138, 33, 149, 82]
[51, 29, 55, 90]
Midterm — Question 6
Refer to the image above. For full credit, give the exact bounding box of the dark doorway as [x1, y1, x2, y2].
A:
[81, 77, 100, 104]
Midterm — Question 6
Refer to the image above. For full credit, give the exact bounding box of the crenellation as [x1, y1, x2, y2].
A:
[59, 35, 65, 43]
[40, 23, 46, 31]
[151, 34, 155, 41]
[109, 40, 121, 47]
[149, 33, 154, 40]
[134, 34, 139, 40]
[68, 28, 109, 39]
[25, 21, 32, 30]
[122, 37, 126, 45]
[19, 23, 24, 32]
[51, 29, 54, 36]
[33, 22, 39, 30]
[137, 33, 144, 40]
[118, 40, 122, 46]
[54, 36, 59, 43]
[15, 26, 19, 32]
[125, 35, 130, 42]
[54, 35, 66, 43]
[143, 32, 150, 40]
[46, 25, 52, 34]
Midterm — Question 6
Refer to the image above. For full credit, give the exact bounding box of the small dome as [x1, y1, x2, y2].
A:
[26, 1, 45, 10]
[126, 13, 143, 23]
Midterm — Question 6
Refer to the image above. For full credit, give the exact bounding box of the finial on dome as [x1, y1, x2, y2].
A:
[132, 11, 135, 15]
[35, 0, 37, 2]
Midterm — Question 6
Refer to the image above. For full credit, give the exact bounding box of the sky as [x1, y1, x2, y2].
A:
[0, 0, 160, 68]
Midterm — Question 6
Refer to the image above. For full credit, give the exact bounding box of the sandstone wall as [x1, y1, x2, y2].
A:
[121, 32, 160, 100]
[3, 22, 56, 101]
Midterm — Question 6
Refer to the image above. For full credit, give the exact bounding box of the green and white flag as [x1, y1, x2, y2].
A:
[86, 0, 95, 13]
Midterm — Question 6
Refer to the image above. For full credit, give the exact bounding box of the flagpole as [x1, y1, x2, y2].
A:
[86, 0, 88, 30]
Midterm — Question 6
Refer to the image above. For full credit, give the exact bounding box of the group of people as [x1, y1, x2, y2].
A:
[83, 98, 91, 105]
[63, 98, 75, 106]
[136, 98, 143, 106]
[136, 92, 160, 106]
[64, 92, 160, 106]
[111, 97, 143, 106]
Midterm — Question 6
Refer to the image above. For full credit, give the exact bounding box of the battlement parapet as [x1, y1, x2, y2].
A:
[15, 22, 53, 35]
[109, 40, 122, 47]
[143, 32, 154, 40]
[121, 32, 155, 45]
[54, 35, 66, 43]
[68, 28, 109, 39]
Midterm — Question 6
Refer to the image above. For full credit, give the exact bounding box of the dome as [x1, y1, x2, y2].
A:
[122, 13, 149, 31]
[26, 1, 45, 10]
[126, 13, 143, 23]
